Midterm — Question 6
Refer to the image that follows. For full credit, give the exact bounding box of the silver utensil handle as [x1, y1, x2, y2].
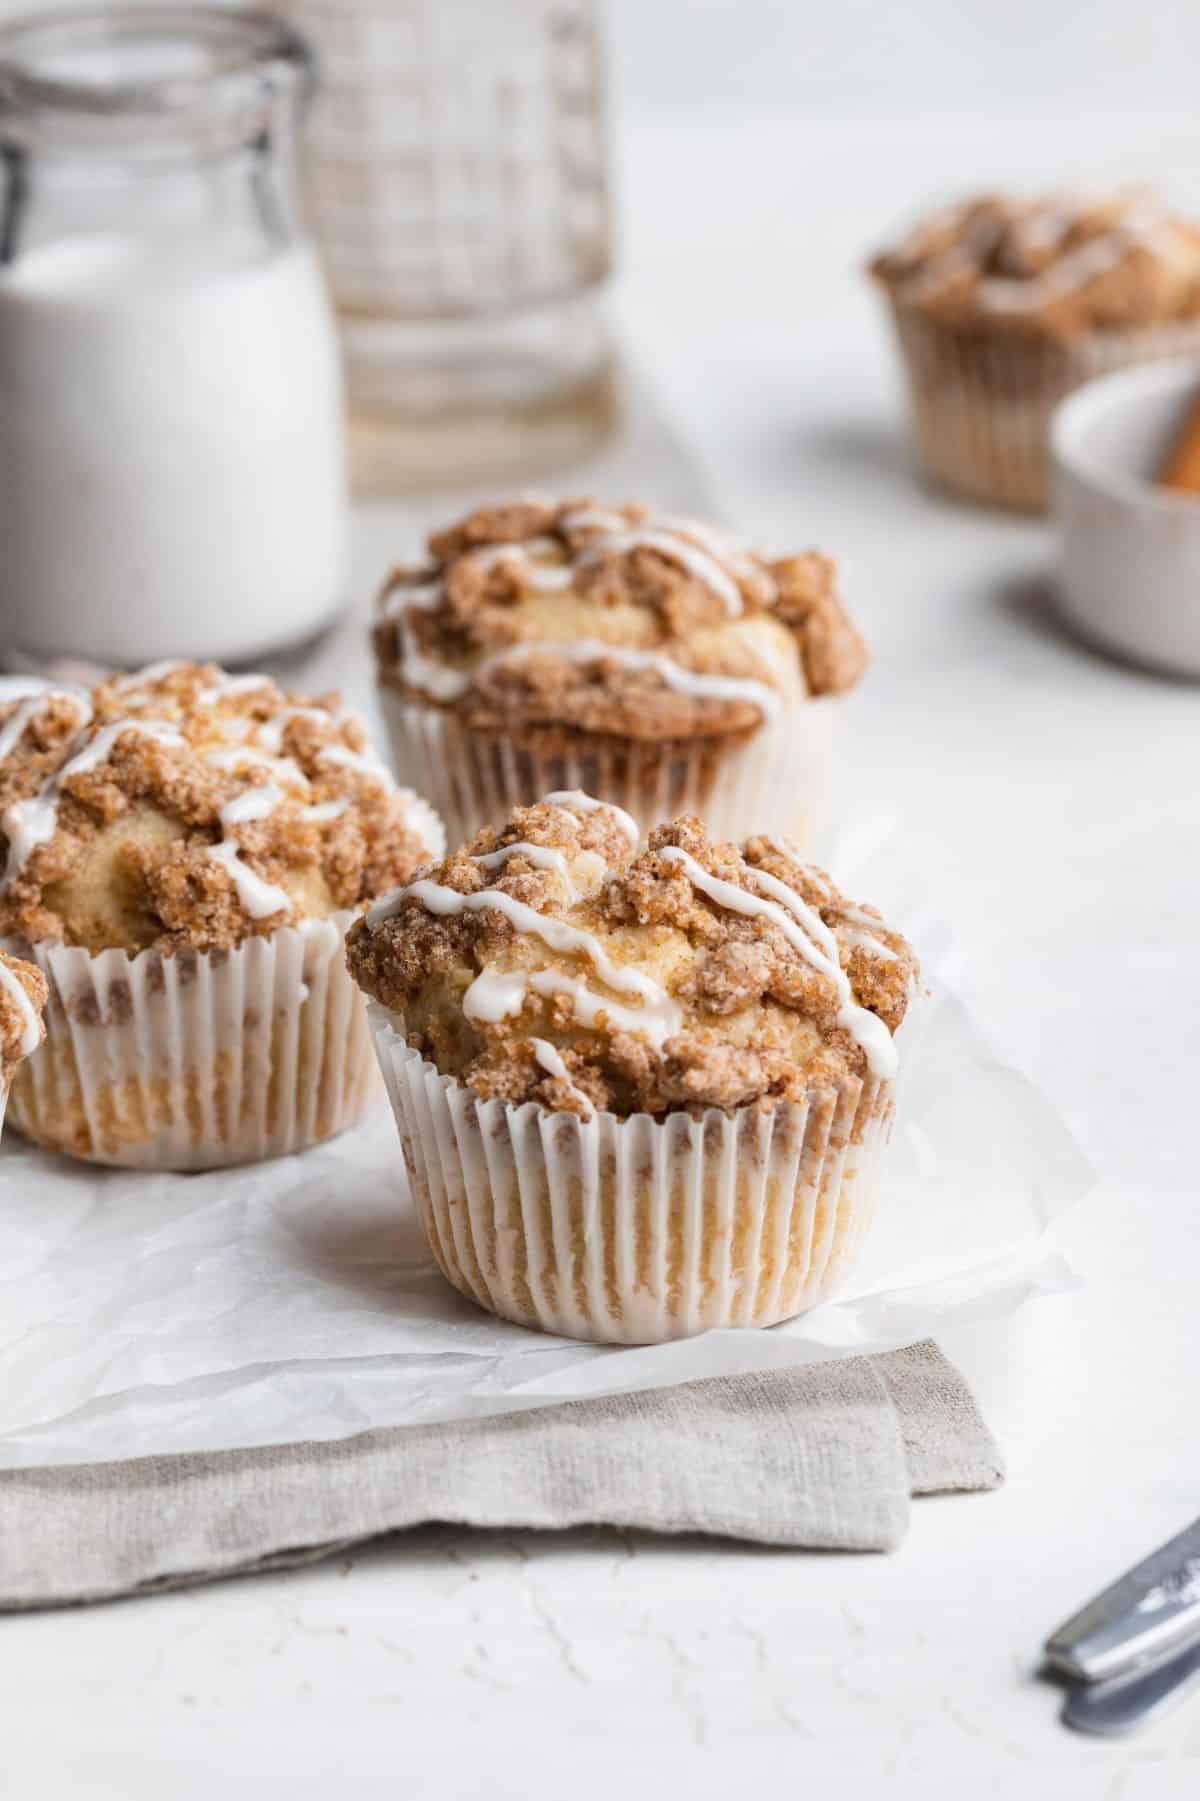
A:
[1046, 1517, 1200, 1683]
[1063, 1639, 1200, 1736]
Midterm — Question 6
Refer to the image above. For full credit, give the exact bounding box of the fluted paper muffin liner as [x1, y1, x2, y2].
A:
[886, 301, 1200, 511]
[2, 912, 374, 1170]
[379, 690, 836, 852]
[369, 1007, 902, 1344]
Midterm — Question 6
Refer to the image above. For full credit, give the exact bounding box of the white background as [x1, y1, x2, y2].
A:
[3, 2, 1200, 1796]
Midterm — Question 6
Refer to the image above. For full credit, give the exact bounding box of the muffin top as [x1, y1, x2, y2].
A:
[0, 664, 444, 954]
[871, 191, 1200, 337]
[373, 498, 867, 743]
[346, 793, 917, 1119]
[0, 947, 46, 1076]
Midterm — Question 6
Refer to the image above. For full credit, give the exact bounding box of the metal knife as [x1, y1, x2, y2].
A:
[1045, 1516, 1200, 1685]
[1063, 1638, 1200, 1736]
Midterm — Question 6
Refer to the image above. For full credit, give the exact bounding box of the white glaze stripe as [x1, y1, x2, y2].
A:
[2, 719, 183, 888]
[383, 503, 784, 707]
[472, 840, 579, 897]
[659, 846, 897, 1079]
[207, 840, 290, 919]
[461, 964, 682, 1052]
[0, 957, 42, 1057]
[369, 880, 675, 1041]
[544, 789, 640, 846]
[0, 690, 91, 764]
[529, 1037, 594, 1116]
[575, 527, 745, 616]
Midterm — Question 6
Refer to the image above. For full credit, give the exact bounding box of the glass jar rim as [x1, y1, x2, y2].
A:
[0, 4, 313, 144]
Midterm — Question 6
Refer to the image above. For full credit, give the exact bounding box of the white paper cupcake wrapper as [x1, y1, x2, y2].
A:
[887, 301, 1200, 511]
[369, 1008, 899, 1345]
[3, 913, 374, 1171]
[379, 689, 837, 852]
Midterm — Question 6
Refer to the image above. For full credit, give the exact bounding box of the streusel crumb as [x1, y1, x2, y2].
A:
[346, 796, 917, 1119]
[0, 946, 47, 1075]
[871, 190, 1200, 338]
[373, 498, 866, 741]
[0, 665, 443, 953]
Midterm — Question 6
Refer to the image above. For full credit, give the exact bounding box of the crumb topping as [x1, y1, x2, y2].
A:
[346, 795, 917, 1119]
[871, 190, 1200, 337]
[0, 946, 46, 1072]
[373, 499, 866, 740]
[0, 665, 444, 953]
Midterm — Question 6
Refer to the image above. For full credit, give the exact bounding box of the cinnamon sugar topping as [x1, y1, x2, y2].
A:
[872, 191, 1200, 337]
[346, 797, 917, 1120]
[373, 499, 866, 741]
[0, 946, 46, 1072]
[0, 664, 444, 953]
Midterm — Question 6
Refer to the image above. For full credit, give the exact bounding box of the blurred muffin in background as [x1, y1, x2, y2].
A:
[0, 663, 443, 1169]
[870, 190, 1200, 510]
[371, 497, 866, 851]
[347, 791, 919, 1345]
[0, 947, 46, 1138]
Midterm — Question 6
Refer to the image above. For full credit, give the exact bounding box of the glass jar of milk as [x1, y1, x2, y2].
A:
[0, 5, 347, 668]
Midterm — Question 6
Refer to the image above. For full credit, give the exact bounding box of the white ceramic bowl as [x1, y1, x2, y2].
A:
[1051, 360, 1200, 676]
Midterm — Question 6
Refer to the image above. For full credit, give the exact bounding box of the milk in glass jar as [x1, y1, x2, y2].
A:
[0, 5, 347, 667]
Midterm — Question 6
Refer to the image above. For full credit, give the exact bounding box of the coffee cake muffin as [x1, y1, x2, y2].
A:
[0, 947, 46, 1137]
[0, 664, 443, 1168]
[346, 792, 918, 1344]
[372, 498, 866, 850]
[871, 190, 1200, 509]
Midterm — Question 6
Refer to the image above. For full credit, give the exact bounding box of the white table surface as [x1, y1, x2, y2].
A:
[5, 108, 1200, 1798]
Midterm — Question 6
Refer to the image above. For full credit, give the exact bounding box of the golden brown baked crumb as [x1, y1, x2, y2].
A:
[346, 796, 917, 1119]
[0, 946, 46, 1075]
[871, 191, 1200, 338]
[373, 498, 866, 742]
[0, 665, 443, 953]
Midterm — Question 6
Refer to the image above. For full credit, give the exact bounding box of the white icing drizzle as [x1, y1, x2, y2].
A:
[461, 964, 682, 1052]
[466, 539, 574, 592]
[369, 878, 672, 1015]
[382, 503, 784, 709]
[253, 706, 330, 754]
[529, 1036, 594, 1117]
[207, 840, 290, 919]
[835, 902, 897, 963]
[659, 846, 897, 1079]
[0, 957, 42, 1057]
[219, 783, 285, 827]
[471, 840, 579, 898]
[544, 789, 639, 847]
[111, 660, 187, 690]
[0, 688, 92, 763]
[528, 642, 782, 720]
[198, 672, 275, 705]
[2, 718, 183, 888]
[560, 505, 628, 533]
[380, 576, 445, 621]
[299, 799, 348, 824]
[898, 195, 1190, 316]
[654, 514, 777, 606]
[205, 746, 308, 788]
[460, 968, 528, 1023]
[839, 924, 897, 962]
[209, 782, 291, 918]
[574, 526, 746, 617]
[526, 967, 680, 1048]
[318, 743, 391, 785]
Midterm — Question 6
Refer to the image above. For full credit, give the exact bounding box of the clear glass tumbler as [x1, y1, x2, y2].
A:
[281, 0, 618, 492]
[0, 5, 347, 669]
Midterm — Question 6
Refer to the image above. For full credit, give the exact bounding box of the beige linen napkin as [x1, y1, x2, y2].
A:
[0, 1342, 1000, 1610]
